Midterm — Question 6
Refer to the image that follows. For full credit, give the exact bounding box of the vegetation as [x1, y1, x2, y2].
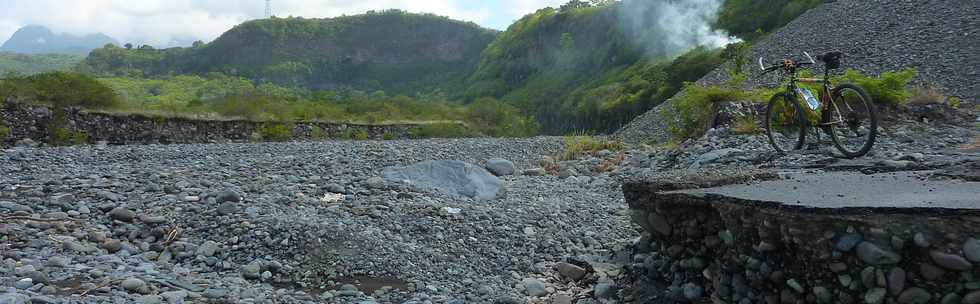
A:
[715, 0, 824, 41]
[562, 135, 624, 160]
[907, 83, 946, 105]
[0, 125, 9, 141]
[0, 52, 84, 75]
[665, 83, 749, 139]
[258, 123, 294, 141]
[409, 123, 479, 139]
[0, 71, 119, 108]
[80, 10, 497, 96]
[838, 68, 917, 105]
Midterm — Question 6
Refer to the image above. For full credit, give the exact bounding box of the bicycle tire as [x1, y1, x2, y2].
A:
[827, 83, 878, 158]
[765, 92, 807, 153]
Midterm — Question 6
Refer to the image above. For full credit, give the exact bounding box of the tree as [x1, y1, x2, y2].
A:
[560, 0, 591, 12]
[124, 43, 133, 50]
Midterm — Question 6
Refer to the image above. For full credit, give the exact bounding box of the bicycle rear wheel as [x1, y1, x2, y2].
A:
[827, 83, 877, 158]
[765, 92, 807, 153]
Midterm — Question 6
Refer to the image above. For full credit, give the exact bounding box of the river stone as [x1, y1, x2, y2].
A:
[0, 293, 29, 304]
[556, 262, 587, 281]
[943, 293, 963, 304]
[897, 288, 931, 304]
[865, 288, 887, 304]
[887, 267, 906, 296]
[920, 263, 946, 281]
[485, 158, 516, 176]
[813, 286, 832, 303]
[121, 278, 146, 293]
[647, 211, 671, 236]
[836, 233, 863, 252]
[929, 250, 973, 271]
[963, 238, 980, 263]
[964, 291, 980, 304]
[382, 160, 505, 201]
[521, 278, 549, 297]
[108, 207, 136, 222]
[856, 242, 901, 265]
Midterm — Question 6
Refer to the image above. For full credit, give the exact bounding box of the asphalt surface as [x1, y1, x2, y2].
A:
[669, 170, 980, 209]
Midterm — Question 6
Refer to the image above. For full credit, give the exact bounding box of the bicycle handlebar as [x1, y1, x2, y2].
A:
[758, 51, 818, 74]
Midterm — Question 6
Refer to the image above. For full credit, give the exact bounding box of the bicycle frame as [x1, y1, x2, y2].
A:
[786, 68, 843, 127]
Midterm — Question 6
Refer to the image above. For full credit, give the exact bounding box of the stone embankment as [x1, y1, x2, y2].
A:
[0, 101, 436, 147]
[624, 168, 980, 303]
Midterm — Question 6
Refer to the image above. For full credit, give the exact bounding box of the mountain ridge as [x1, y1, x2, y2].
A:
[1, 25, 118, 55]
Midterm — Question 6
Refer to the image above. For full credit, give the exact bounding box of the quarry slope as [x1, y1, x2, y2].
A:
[618, 0, 980, 143]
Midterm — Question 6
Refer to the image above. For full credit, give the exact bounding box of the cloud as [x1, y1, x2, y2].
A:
[0, 0, 522, 47]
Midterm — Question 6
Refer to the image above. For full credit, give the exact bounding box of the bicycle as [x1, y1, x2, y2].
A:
[759, 51, 878, 158]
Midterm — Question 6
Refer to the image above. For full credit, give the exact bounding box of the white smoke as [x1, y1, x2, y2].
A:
[619, 0, 739, 57]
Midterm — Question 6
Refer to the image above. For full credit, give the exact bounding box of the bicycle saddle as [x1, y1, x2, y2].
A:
[816, 51, 844, 69]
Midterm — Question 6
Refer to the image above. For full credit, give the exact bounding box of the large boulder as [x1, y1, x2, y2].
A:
[382, 160, 505, 201]
[485, 158, 517, 176]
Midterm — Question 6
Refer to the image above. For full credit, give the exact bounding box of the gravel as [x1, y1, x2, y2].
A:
[0, 137, 636, 303]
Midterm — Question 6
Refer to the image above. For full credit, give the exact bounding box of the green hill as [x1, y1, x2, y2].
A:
[0, 52, 83, 75]
[81, 10, 498, 96]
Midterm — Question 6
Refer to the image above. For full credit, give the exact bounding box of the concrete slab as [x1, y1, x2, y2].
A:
[668, 170, 980, 210]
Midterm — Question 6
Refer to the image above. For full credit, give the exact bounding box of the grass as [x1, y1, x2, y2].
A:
[409, 123, 479, 139]
[562, 135, 624, 160]
[257, 123, 294, 141]
[908, 83, 946, 105]
[837, 68, 917, 105]
[0, 126, 9, 141]
[733, 115, 762, 134]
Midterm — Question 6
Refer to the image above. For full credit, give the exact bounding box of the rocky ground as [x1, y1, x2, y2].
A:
[0, 105, 977, 304]
[0, 138, 644, 304]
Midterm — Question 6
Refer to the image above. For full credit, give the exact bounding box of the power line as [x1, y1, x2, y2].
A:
[265, 0, 273, 18]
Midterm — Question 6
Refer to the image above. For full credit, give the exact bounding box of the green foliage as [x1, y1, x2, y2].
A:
[466, 97, 539, 137]
[81, 10, 497, 96]
[715, 0, 824, 40]
[0, 52, 83, 75]
[0, 71, 119, 108]
[50, 127, 89, 146]
[258, 123, 294, 141]
[0, 126, 9, 141]
[409, 123, 479, 139]
[382, 131, 396, 140]
[733, 115, 761, 135]
[310, 126, 327, 139]
[665, 83, 747, 140]
[353, 129, 370, 140]
[949, 97, 962, 109]
[837, 68, 917, 105]
[562, 136, 624, 160]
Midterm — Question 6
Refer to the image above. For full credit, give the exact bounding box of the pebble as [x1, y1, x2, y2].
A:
[897, 288, 931, 304]
[963, 238, 980, 263]
[929, 250, 973, 271]
[857, 242, 901, 265]
[522, 278, 549, 297]
[120, 278, 146, 293]
[108, 207, 136, 222]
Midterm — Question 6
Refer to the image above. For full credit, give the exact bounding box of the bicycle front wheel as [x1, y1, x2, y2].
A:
[827, 83, 878, 158]
[765, 92, 807, 153]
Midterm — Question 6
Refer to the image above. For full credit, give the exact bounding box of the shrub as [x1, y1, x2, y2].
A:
[353, 129, 370, 140]
[409, 123, 478, 139]
[665, 83, 746, 139]
[258, 123, 294, 141]
[948, 97, 962, 109]
[0, 71, 120, 108]
[837, 68, 917, 105]
[0, 126, 9, 141]
[310, 126, 327, 139]
[50, 127, 89, 146]
[733, 115, 762, 135]
[382, 131, 396, 140]
[562, 136, 624, 160]
[908, 84, 946, 105]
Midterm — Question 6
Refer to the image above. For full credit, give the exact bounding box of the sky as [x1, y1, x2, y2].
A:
[0, 0, 568, 47]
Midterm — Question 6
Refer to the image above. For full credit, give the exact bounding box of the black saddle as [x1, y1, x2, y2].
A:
[816, 51, 844, 69]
